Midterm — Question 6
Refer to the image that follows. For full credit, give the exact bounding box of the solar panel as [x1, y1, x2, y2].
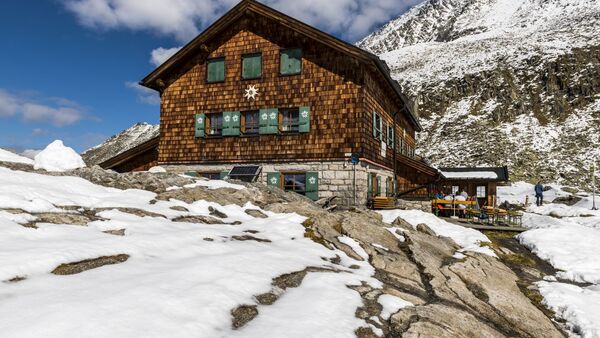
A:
[228, 165, 262, 182]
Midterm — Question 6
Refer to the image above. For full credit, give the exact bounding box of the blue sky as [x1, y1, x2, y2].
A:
[0, 0, 419, 152]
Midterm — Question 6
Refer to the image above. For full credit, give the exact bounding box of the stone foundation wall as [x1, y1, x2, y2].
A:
[396, 199, 432, 213]
[162, 160, 399, 207]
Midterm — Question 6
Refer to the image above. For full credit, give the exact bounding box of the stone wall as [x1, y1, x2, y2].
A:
[163, 160, 398, 207]
[396, 198, 432, 213]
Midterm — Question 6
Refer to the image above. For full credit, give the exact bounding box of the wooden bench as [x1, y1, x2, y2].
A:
[372, 197, 396, 210]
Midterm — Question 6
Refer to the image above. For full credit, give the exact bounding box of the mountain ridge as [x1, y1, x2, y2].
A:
[358, 0, 600, 189]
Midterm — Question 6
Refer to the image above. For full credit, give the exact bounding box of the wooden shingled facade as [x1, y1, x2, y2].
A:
[157, 22, 362, 164]
[135, 0, 439, 204]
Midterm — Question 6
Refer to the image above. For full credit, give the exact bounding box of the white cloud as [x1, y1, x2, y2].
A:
[0, 90, 20, 117]
[62, 0, 422, 42]
[0, 89, 86, 127]
[150, 46, 182, 67]
[125, 81, 160, 105]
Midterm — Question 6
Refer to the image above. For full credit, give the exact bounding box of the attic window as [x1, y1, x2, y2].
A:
[242, 53, 262, 79]
[280, 49, 302, 75]
[207, 58, 225, 83]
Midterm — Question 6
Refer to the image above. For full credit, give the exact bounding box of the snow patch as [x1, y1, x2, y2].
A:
[377, 209, 495, 257]
[34, 140, 85, 172]
[377, 294, 413, 320]
[0, 148, 34, 165]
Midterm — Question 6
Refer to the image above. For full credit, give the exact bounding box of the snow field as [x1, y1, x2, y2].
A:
[499, 182, 600, 337]
[0, 167, 391, 338]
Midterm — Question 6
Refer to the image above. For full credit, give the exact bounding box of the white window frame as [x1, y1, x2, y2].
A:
[476, 186, 486, 198]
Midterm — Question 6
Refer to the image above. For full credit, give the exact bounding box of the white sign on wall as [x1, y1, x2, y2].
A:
[381, 141, 387, 158]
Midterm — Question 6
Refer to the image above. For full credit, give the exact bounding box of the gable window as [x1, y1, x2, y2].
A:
[206, 113, 223, 136]
[280, 108, 299, 133]
[242, 53, 262, 79]
[280, 48, 302, 75]
[242, 110, 259, 135]
[207, 58, 225, 83]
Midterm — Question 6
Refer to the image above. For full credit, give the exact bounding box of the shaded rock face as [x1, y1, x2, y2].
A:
[413, 46, 600, 189]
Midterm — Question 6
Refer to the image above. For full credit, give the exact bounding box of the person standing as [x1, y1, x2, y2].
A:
[534, 181, 544, 206]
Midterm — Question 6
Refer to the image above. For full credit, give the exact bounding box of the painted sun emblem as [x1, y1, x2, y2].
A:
[308, 177, 316, 185]
[244, 85, 259, 100]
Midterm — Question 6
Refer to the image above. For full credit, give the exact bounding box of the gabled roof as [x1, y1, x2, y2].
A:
[439, 166, 510, 182]
[139, 0, 421, 131]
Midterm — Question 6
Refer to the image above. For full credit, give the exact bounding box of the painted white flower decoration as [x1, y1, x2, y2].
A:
[261, 113, 268, 120]
[224, 115, 231, 122]
[308, 177, 316, 185]
[244, 85, 259, 100]
[232, 115, 239, 122]
[197, 117, 203, 124]
[301, 110, 309, 119]
[269, 112, 277, 120]
[270, 177, 278, 184]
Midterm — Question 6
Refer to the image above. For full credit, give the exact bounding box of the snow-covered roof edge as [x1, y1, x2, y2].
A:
[439, 166, 509, 181]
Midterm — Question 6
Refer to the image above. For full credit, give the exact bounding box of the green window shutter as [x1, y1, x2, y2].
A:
[389, 127, 395, 148]
[379, 117, 383, 141]
[259, 109, 270, 134]
[386, 178, 389, 197]
[267, 172, 281, 188]
[259, 108, 278, 135]
[376, 176, 381, 196]
[222, 111, 240, 136]
[367, 174, 372, 199]
[242, 54, 262, 79]
[299, 106, 310, 133]
[195, 113, 205, 138]
[268, 108, 279, 134]
[222, 111, 231, 136]
[280, 49, 302, 75]
[372, 112, 377, 138]
[231, 111, 241, 136]
[207, 59, 225, 83]
[381, 123, 389, 144]
[305, 172, 319, 201]
[220, 171, 229, 180]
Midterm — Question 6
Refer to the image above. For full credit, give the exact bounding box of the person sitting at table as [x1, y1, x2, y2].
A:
[460, 190, 468, 199]
[470, 196, 482, 218]
[435, 190, 444, 199]
[455, 194, 467, 217]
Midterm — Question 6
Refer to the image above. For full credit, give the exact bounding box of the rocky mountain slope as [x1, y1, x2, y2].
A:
[81, 122, 159, 166]
[358, 0, 600, 189]
[0, 158, 567, 337]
